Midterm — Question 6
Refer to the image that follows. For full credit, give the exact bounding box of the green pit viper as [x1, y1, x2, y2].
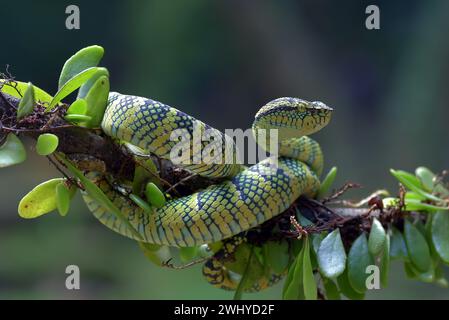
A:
[81, 92, 333, 292]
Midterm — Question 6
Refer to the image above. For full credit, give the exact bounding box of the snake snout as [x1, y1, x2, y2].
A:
[308, 101, 333, 126]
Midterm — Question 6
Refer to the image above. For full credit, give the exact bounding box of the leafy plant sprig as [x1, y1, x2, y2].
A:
[1, 46, 449, 300]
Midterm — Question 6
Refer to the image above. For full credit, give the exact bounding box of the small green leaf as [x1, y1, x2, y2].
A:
[322, 276, 341, 300]
[390, 169, 443, 203]
[139, 242, 171, 266]
[17, 82, 35, 119]
[78, 67, 109, 99]
[317, 166, 337, 199]
[179, 246, 199, 263]
[67, 99, 87, 115]
[48, 67, 101, 111]
[390, 227, 409, 261]
[317, 229, 346, 278]
[227, 243, 264, 289]
[312, 233, 325, 256]
[58, 45, 104, 89]
[425, 214, 438, 259]
[403, 198, 448, 212]
[283, 242, 305, 300]
[418, 264, 435, 283]
[260, 245, 271, 278]
[82, 74, 110, 128]
[64, 114, 92, 123]
[0, 79, 53, 103]
[145, 182, 166, 208]
[302, 237, 317, 300]
[404, 219, 431, 272]
[283, 256, 298, 299]
[129, 193, 153, 214]
[425, 222, 442, 285]
[405, 261, 435, 283]
[431, 211, 449, 264]
[55, 183, 69, 216]
[291, 237, 303, 256]
[0, 133, 26, 168]
[415, 167, 435, 192]
[390, 169, 423, 189]
[55, 182, 76, 216]
[36, 133, 59, 156]
[405, 191, 427, 202]
[435, 264, 449, 288]
[233, 245, 256, 300]
[132, 164, 153, 195]
[134, 158, 160, 188]
[368, 218, 386, 256]
[380, 234, 390, 287]
[415, 218, 427, 239]
[264, 240, 289, 274]
[337, 269, 365, 300]
[18, 178, 64, 218]
[347, 233, 373, 293]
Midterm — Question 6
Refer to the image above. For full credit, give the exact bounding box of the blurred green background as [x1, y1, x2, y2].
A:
[1, 0, 449, 299]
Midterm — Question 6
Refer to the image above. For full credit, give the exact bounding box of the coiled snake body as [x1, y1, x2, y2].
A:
[82, 92, 332, 291]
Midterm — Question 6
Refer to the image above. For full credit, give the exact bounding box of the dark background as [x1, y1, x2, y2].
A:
[0, 0, 448, 299]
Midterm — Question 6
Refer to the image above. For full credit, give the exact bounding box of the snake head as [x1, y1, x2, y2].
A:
[253, 97, 333, 140]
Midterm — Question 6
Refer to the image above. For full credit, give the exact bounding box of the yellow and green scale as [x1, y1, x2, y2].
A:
[82, 92, 333, 291]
